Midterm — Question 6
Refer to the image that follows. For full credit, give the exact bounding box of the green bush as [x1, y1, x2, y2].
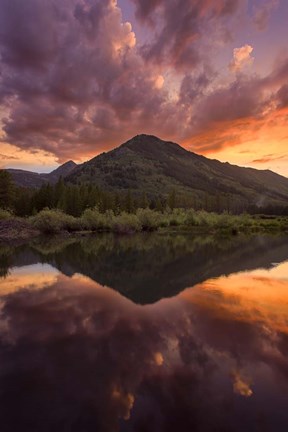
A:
[112, 212, 141, 234]
[136, 208, 161, 231]
[30, 209, 78, 234]
[184, 209, 199, 226]
[25, 206, 288, 235]
[81, 208, 113, 231]
[214, 212, 234, 228]
[0, 209, 13, 220]
[167, 209, 186, 226]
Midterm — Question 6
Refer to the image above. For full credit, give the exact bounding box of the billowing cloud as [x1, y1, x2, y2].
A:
[179, 56, 288, 163]
[0, 0, 175, 161]
[0, 0, 288, 174]
[229, 44, 254, 72]
[133, 0, 241, 69]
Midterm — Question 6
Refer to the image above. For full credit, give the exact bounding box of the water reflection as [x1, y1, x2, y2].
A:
[2, 233, 288, 303]
[0, 234, 288, 431]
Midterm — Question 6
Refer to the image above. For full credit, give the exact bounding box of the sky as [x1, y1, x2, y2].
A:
[0, 0, 288, 175]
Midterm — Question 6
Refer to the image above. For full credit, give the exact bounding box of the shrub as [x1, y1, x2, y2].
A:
[112, 212, 141, 234]
[184, 209, 199, 226]
[214, 212, 234, 228]
[136, 208, 161, 231]
[81, 208, 114, 231]
[195, 210, 220, 227]
[167, 209, 186, 226]
[30, 209, 77, 234]
[0, 209, 13, 220]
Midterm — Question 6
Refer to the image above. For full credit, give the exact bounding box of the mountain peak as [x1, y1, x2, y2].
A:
[63, 160, 76, 166]
[122, 134, 165, 147]
[120, 134, 189, 158]
[50, 160, 77, 177]
[66, 134, 288, 211]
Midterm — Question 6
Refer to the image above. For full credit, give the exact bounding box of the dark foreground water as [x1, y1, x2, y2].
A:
[0, 233, 288, 431]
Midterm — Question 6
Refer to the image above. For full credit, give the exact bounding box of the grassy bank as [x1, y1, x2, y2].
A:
[1, 207, 288, 237]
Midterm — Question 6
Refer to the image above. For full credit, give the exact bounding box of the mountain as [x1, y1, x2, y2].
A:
[67, 134, 288, 211]
[8, 160, 77, 188]
[43, 161, 78, 183]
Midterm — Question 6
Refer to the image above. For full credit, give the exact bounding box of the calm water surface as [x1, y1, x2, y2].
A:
[0, 233, 288, 431]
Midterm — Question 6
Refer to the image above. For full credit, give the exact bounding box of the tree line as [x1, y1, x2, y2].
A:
[1, 170, 288, 216]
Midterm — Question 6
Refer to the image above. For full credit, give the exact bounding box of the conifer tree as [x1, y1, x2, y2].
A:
[168, 189, 176, 210]
[124, 190, 133, 213]
[0, 170, 14, 209]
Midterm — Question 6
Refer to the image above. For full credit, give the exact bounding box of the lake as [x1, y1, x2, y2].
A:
[0, 233, 288, 431]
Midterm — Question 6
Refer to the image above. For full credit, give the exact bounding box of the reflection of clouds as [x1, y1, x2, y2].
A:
[111, 386, 135, 420]
[154, 352, 164, 366]
[0, 264, 59, 296]
[232, 370, 253, 397]
[180, 262, 288, 334]
[0, 265, 288, 431]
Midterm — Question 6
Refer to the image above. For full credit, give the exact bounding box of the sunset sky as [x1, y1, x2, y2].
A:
[0, 0, 288, 175]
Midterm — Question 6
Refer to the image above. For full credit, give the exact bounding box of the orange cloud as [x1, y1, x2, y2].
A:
[229, 44, 254, 72]
[252, 155, 287, 164]
[183, 106, 288, 177]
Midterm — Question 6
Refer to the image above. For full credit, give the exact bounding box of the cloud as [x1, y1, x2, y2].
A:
[0, 0, 174, 161]
[179, 56, 288, 155]
[229, 44, 254, 72]
[178, 71, 212, 106]
[232, 370, 253, 397]
[0, 0, 287, 164]
[253, 0, 279, 31]
[251, 154, 287, 164]
[0, 153, 19, 161]
[133, 0, 241, 70]
[277, 84, 288, 108]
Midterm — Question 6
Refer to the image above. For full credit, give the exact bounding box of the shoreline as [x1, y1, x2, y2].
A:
[1, 216, 288, 244]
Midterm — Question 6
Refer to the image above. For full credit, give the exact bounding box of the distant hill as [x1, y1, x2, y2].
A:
[7, 160, 77, 188]
[66, 134, 288, 211]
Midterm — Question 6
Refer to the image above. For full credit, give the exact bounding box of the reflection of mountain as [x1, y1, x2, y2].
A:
[3, 234, 288, 304]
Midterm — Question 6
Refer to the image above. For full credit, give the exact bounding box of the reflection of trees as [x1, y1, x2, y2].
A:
[6, 233, 287, 303]
[3, 233, 288, 303]
[0, 244, 13, 279]
[31, 236, 78, 255]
